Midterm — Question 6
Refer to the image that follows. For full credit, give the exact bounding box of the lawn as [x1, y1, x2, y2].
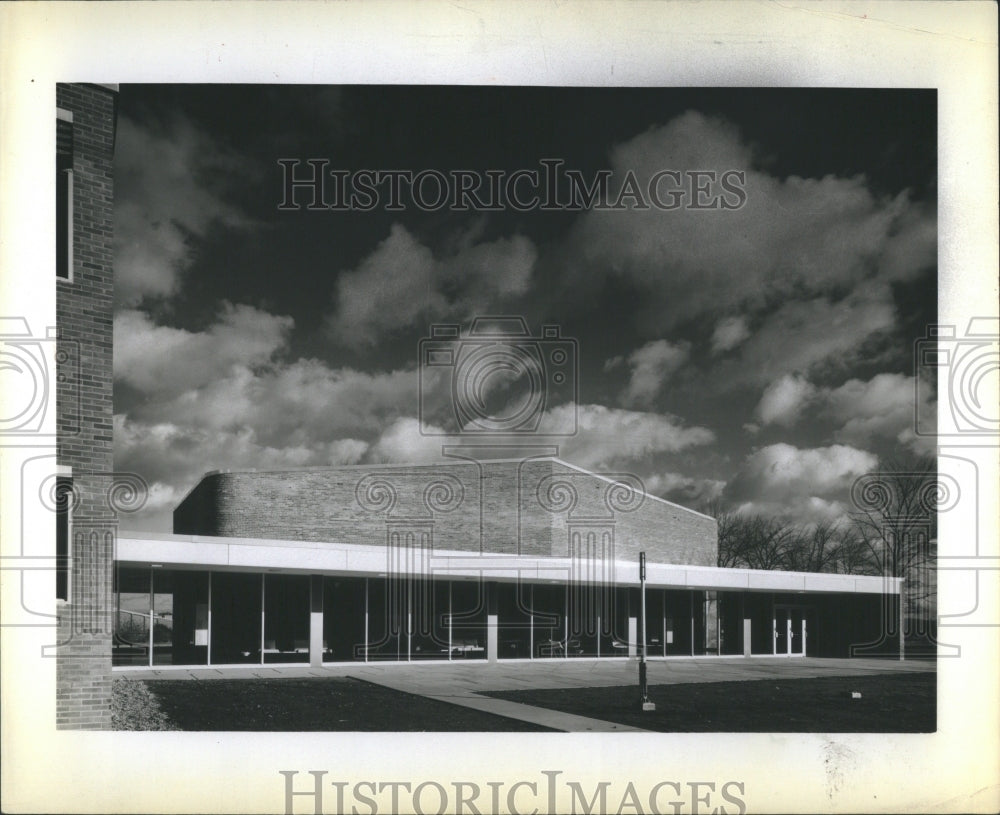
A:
[485, 672, 936, 732]
[130, 676, 555, 731]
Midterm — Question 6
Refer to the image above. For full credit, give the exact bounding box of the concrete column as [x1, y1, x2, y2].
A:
[309, 575, 324, 667]
[487, 614, 498, 662]
[704, 591, 719, 654]
[743, 618, 753, 657]
[628, 617, 637, 657]
[899, 589, 905, 661]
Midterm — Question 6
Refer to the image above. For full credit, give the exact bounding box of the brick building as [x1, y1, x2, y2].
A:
[55, 83, 118, 729]
[110, 458, 902, 669]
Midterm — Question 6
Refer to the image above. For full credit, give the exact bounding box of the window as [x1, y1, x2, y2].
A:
[56, 110, 73, 280]
[55, 476, 71, 601]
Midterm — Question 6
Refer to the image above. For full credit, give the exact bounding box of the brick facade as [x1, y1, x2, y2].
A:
[56, 83, 117, 730]
[174, 458, 718, 566]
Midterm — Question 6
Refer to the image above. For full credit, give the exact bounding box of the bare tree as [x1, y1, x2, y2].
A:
[713, 510, 798, 571]
[705, 501, 883, 576]
[847, 455, 938, 642]
[848, 456, 937, 580]
[827, 527, 882, 576]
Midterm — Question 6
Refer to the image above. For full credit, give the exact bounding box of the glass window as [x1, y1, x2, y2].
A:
[55, 476, 71, 601]
[211, 572, 262, 664]
[113, 567, 150, 667]
[322, 576, 366, 662]
[496, 581, 532, 659]
[56, 115, 73, 280]
[531, 584, 568, 658]
[158, 570, 209, 666]
[598, 586, 633, 657]
[410, 579, 451, 660]
[448, 579, 486, 660]
[643, 587, 666, 658]
[366, 577, 404, 661]
[264, 574, 310, 663]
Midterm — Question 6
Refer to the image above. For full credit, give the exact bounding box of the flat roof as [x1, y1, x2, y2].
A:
[117, 532, 900, 595]
[176, 457, 718, 523]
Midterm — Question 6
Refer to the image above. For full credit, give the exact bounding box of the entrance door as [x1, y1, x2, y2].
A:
[790, 607, 804, 655]
[774, 607, 788, 654]
[774, 604, 809, 656]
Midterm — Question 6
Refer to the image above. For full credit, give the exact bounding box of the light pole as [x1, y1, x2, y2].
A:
[639, 551, 655, 711]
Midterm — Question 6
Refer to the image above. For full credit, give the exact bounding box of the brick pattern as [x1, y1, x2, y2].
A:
[174, 459, 718, 566]
[55, 83, 116, 730]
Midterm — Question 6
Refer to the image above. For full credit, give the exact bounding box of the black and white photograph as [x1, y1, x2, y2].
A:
[1, 3, 997, 814]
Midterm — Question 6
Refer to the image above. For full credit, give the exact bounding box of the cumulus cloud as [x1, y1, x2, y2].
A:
[749, 371, 934, 455]
[720, 283, 897, 387]
[555, 111, 934, 393]
[609, 339, 690, 407]
[711, 316, 751, 354]
[730, 496, 851, 525]
[755, 374, 818, 427]
[114, 115, 256, 306]
[644, 471, 725, 506]
[724, 443, 878, 519]
[114, 304, 425, 528]
[563, 111, 934, 330]
[328, 223, 536, 347]
[115, 414, 370, 531]
[115, 303, 293, 395]
[820, 373, 935, 455]
[545, 403, 715, 471]
[366, 417, 450, 464]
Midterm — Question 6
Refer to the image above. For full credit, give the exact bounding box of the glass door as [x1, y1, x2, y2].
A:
[790, 607, 804, 655]
[774, 607, 788, 654]
[774, 603, 809, 656]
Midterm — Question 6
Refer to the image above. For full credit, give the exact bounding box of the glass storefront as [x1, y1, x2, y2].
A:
[114, 569, 719, 666]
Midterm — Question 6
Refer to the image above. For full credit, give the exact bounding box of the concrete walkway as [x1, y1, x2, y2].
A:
[117, 657, 933, 733]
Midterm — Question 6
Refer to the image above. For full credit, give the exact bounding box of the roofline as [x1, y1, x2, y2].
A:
[116, 530, 902, 594]
[175, 456, 717, 523]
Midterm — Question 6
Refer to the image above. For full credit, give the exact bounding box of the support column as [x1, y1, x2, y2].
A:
[628, 617, 637, 658]
[899, 589, 905, 661]
[741, 593, 752, 657]
[487, 615, 498, 662]
[309, 575, 324, 667]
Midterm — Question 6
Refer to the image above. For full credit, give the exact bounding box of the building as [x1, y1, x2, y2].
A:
[110, 458, 903, 670]
[55, 82, 118, 729]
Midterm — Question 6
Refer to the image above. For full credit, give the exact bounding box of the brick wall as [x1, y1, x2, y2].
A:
[55, 83, 116, 730]
[174, 458, 718, 566]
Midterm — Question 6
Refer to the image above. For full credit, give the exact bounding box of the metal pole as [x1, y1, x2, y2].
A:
[639, 552, 655, 711]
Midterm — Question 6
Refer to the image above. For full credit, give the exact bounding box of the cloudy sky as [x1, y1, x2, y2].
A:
[112, 86, 936, 531]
